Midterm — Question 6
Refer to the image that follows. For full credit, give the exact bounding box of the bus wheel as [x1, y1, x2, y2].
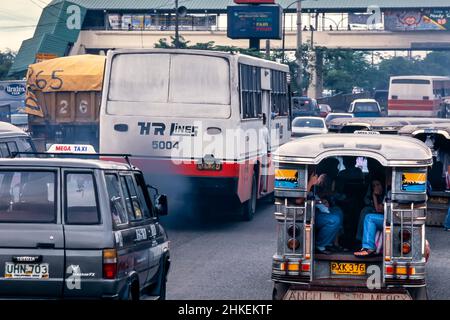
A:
[240, 174, 257, 221]
[408, 286, 428, 300]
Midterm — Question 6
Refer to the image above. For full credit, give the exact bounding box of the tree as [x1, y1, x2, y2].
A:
[0, 50, 16, 80]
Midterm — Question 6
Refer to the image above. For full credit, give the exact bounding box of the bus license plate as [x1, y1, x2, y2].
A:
[330, 262, 366, 275]
[5, 263, 49, 279]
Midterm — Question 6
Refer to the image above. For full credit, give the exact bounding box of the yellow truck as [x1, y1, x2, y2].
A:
[25, 55, 106, 151]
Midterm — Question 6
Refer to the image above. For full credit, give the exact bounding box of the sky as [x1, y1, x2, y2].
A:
[0, 0, 52, 51]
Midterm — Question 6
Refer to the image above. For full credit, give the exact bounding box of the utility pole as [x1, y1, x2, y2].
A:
[175, 0, 180, 48]
[295, 0, 303, 96]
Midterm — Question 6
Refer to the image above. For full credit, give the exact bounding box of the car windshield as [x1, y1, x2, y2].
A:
[293, 98, 314, 111]
[354, 102, 379, 113]
[293, 118, 324, 128]
[0, 170, 56, 223]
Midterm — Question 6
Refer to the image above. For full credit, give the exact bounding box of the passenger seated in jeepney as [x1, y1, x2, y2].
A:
[354, 174, 392, 258]
[356, 179, 384, 242]
[305, 172, 343, 255]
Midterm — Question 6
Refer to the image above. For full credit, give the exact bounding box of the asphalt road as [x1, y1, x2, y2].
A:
[163, 201, 450, 300]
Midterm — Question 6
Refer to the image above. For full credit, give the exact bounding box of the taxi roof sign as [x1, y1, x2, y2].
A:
[354, 130, 380, 135]
[47, 144, 96, 154]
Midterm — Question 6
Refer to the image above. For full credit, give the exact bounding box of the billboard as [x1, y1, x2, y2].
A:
[227, 5, 282, 39]
[385, 9, 450, 31]
[0, 80, 26, 124]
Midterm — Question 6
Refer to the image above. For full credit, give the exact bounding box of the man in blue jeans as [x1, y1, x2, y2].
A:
[444, 206, 450, 231]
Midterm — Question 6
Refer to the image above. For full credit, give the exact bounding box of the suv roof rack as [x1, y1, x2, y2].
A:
[11, 152, 134, 168]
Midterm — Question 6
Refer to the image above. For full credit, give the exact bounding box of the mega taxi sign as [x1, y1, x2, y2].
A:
[47, 144, 96, 154]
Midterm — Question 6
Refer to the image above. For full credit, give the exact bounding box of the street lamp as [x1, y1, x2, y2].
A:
[281, 0, 307, 96]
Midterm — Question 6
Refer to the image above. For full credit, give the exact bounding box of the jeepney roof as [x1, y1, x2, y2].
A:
[0, 158, 133, 171]
[274, 134, 432, 167]
[398, 123, 450, 139]
[328, 117, 450, 131]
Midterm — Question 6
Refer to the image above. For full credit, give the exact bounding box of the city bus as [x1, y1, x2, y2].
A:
[388, 75, 450, 117]
[99, 49, 292, 220]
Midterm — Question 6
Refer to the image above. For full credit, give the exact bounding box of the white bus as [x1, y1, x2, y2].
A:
[388, 75, 450, 117]
[100, 49, 291, 220]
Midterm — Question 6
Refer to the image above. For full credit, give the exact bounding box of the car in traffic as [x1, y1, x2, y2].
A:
[318, 104, 332, 117]
[348, 99, 382, 117]
[292, 117, 328, 137]
[292, 97, 320, 118]
[0, 155, 170, 300]
[324, 113, 354, 126]
[0, 121, 36, 157]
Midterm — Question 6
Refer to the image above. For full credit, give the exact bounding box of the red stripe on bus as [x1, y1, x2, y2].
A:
[101, 157, 241, 178]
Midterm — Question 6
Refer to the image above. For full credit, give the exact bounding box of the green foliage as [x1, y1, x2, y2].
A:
[154, 37, 264, 58]
[0, 50, 16, 80]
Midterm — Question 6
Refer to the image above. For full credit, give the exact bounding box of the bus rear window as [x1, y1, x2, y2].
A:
[392, 79, 430, 85]
[0, 171, 56, 223]
[108, 53, 230, 105]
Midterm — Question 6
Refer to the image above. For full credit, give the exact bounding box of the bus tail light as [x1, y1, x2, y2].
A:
[103, 249, 118, 279]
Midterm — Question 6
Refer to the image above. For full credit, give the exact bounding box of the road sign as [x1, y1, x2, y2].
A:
[227, 5, 282, 40]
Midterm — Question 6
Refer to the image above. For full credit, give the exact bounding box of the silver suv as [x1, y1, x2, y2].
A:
[0, 157, 170, 299]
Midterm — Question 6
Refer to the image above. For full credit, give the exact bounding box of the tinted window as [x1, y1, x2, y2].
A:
[120, 175, 143, 221]
[134, 173, 153, 219]
[0, 143, 10, 158]
[0, 171, 56, 223]
[353, 103, 380, 113]
[65, 173, 100, 225]
[292, 98, 316, 111]
[105, 173, 128, 226]
[392, 79, 430, 85]
[292, 118, 324, 128]
[271, 70, 289, 117]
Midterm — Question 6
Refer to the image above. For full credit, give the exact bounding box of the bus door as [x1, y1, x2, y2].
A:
[261, 69, 272, 194]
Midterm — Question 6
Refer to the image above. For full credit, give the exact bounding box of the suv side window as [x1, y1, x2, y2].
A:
[120, 174, 144, 221]
[0, 143, 10, 158]
[105, 173, 129, 226]
[134, 173, 153, 219]
[65, 172, 100, 225]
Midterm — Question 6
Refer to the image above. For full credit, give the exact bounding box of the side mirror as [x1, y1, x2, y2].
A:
[155, 194, 169, 216]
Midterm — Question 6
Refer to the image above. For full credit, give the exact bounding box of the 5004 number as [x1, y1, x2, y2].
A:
[152, 141, 179, 150]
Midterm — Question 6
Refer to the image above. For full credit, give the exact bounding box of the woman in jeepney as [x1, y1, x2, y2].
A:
[354, 171, 392, 258]
[300, 168, 344, 255]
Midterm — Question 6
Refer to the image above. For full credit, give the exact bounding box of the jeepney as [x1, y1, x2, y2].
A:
[399, 124, 450, 226]
[327, 117, 450, 134]
[272, 134, 432, 300]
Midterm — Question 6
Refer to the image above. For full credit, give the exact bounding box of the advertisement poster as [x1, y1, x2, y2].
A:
[401, 172, 427, 192]
[108, 14, 121, 29]
[121, 14, 132, 29]
[132, 15, 144, 30]
[275, 169, 299, 189]
[385, 9, 450, 31]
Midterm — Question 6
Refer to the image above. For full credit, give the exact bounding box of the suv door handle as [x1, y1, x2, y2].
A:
[36, 243, 55, 249]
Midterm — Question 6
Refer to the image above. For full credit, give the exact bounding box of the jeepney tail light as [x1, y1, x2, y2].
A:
[287, 238, 300, 250]
[304, 225, 311, 260]
[384, 227, 391, 262]
[401, 242, 411, 254]
[301, 263, 310, 272]
[386, 265, 416, 276]
[103, 249, 118, 279]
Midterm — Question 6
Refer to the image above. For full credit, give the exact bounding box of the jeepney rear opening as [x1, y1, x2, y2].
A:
[272, 134, 432, 300]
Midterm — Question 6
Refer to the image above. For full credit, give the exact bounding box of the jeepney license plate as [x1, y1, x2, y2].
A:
[283, 290, 412, 300]
[4, 263, 49, 279]
[330, 262, 366, 275]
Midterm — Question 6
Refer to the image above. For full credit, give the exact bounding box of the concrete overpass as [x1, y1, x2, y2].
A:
[73, 30, 450, 53]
